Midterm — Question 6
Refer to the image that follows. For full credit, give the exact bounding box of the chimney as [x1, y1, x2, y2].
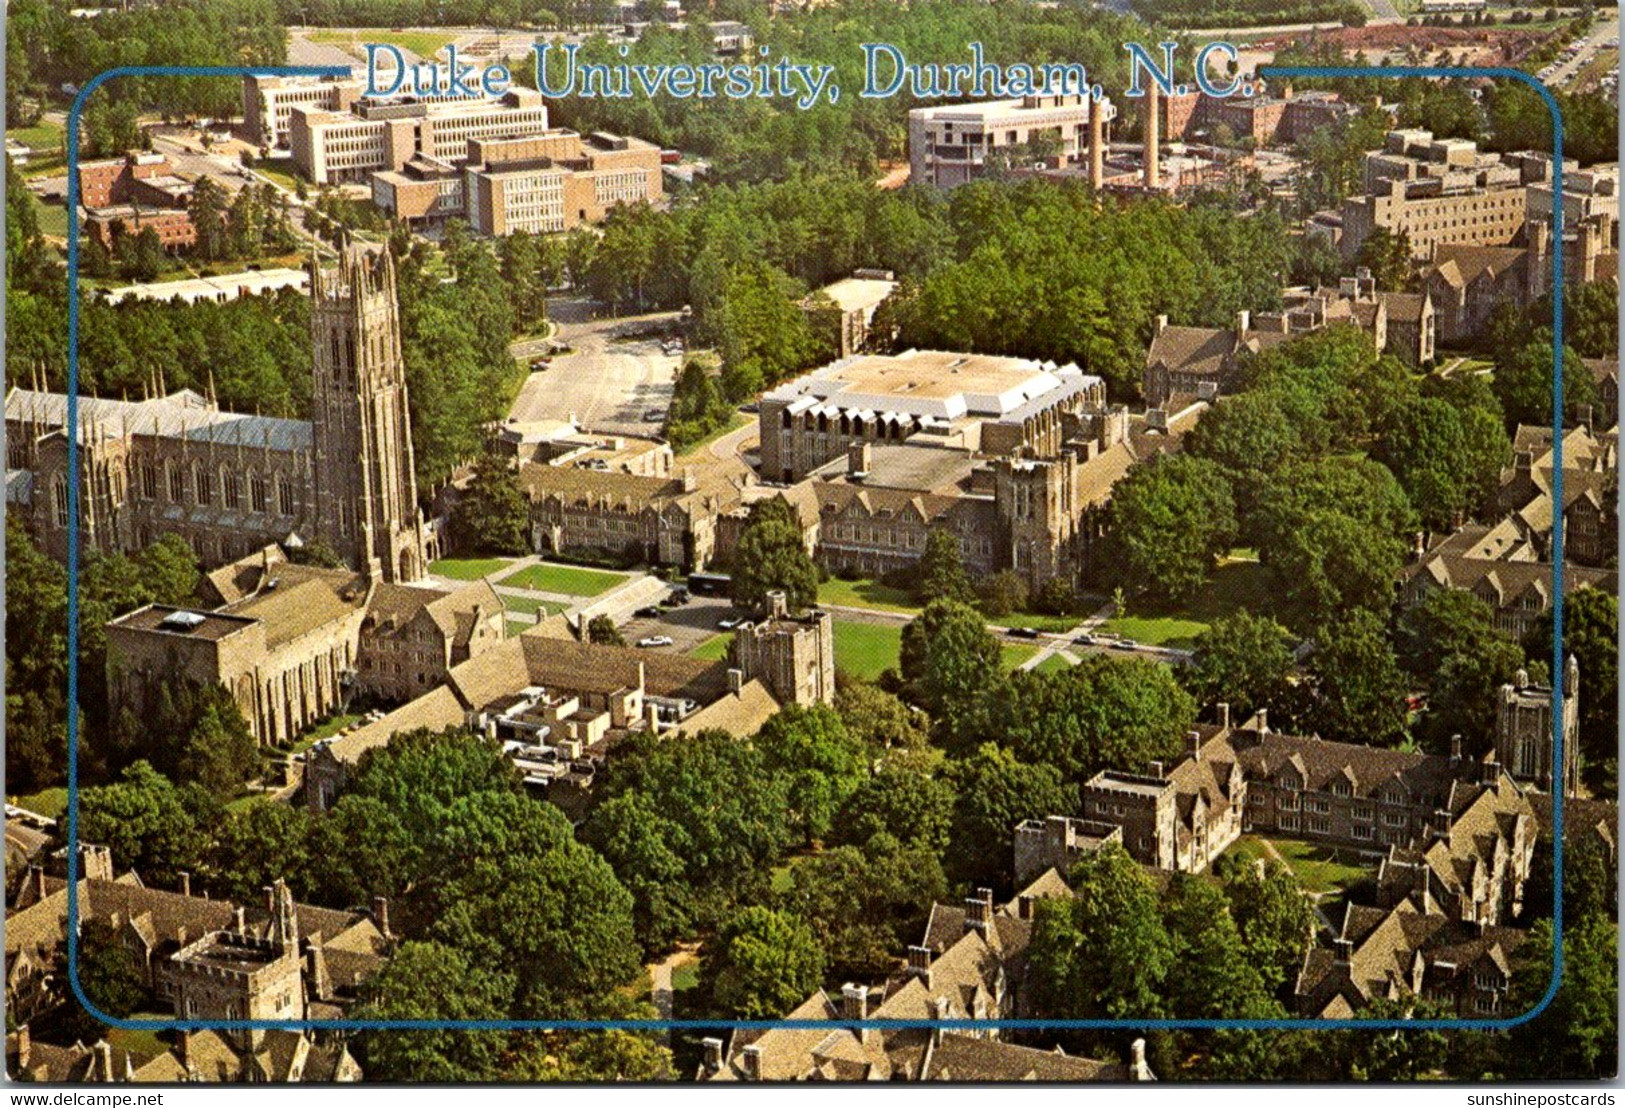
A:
[930, 996, 951, 1048]
[1088, 94, 1105, 190]
[173, 1029, 190, 1072]
[767, 590, 789, 620]
[740, 1044, 762, 1081]
[14, 1023, 30, 1070]
[1515, 450, 1533, 476]
[965, 888, 993, 932]
[372, 896, 392, 939]
[907, 944, 933, 987]
[1155, 313, 1169, 335]
[1254, 708, 1269, 733]
[1412, 530, 1427, 561]
[29, 865, 46, 903]
[727, 667, 745, 694]
[307, 944, 332, 1001]
[1482, 760, 1501, 785]
[1450, 735, 1462, 764]
[264, 885, 276, 916]
[233, 905, 247, 934]
[682, 466, 697, 492]
[95, 1040, 115, 1082]
[1332, 937, 1353, 963]
[179, 871, 191, 898]
[841, 983, 870, 1039]
[1144, 80, 1161, 189]
[1216, 702, 1230, 730]
[700, 1037, 724, 1074]
[1130, 1038, 1154, 1081]
[848, 441, 872, 475]
[1186, 730, 1203, 761]
[1433, 808, 1452, 838]
[1235, 309, 1251, 335]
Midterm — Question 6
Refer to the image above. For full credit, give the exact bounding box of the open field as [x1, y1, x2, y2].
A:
[1102, 553, 1272, 649]
[498, 562, 629, 597]
[818, 576, 1079, 632]
[306, 28, 454, 60]
[832, 621, 903, 680]
[430, 556, 514, 580]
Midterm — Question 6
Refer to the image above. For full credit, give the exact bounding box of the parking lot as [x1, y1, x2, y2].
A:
[617, 593, 743, 655]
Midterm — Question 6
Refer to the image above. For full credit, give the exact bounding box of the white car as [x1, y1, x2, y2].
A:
[717, 617, 741, 630]
[637, 635, 675, 648]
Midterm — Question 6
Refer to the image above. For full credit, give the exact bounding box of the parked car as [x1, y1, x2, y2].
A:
[1110, 638, 1137, 651]
[643, 408, 667, 422]
[668, 587, 691, 604]
[635, 606, 662, 619]
[717, 617, 740, 630]
[637, 635, 675, 648]
[1007, 627, 1040, 639]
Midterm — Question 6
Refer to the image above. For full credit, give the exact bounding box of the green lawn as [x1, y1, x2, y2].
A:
[689, 632, 734, 661]
[1032, 653, 1075, 676]
[107, 1015, 171, 1061]
[286, 712, 362, 756]
[1001, 643, 1039, 670]
[833, 621, 903, 681]
[430, 556, 514, 581]
[671, 959, 702, 993]
[1103, 554, 1273, 649]
[498, 562, 628, 597]
[307, 28, 454, 60]
[501, 594, 568, 617]
[253, 156, 304, 193]
[33, 197, 69, 240]
[8, 787, 67, 820]
[818, 576, 1079, 632]
[1229, 836, 1373, 895]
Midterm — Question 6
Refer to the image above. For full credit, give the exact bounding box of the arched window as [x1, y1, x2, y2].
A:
[222, 468, 240, 510]
[250, 472, 269, 513]
[276, 475, 295, 517]
[194, 463, 212, 506]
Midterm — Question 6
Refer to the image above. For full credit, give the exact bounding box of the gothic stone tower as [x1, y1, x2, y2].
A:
[309, 247, 427, 583]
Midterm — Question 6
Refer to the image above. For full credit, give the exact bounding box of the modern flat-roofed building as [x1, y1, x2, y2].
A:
[462, 131, 664, 235]
[242, 74, 367, 148]
[908, 93, 1114, 189]
[1341, 130, 1530, 260]
[759, 349, 1107, 483]
[289, 88, 549, 184]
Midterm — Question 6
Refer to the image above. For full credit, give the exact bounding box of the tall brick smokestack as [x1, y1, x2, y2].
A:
[1089, 94, 1105, 190]
[1144, 82, 1161, 189]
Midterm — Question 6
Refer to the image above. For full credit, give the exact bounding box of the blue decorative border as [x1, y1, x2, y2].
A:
[61, 63, 1567, 1036]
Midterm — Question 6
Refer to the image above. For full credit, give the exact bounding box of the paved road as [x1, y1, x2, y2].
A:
[507, 297, 684, 436]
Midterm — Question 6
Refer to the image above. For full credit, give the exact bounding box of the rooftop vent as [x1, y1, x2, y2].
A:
[157, 610, 207, 632]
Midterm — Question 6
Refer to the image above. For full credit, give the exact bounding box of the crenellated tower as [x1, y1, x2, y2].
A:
[309, 246, 427, 583]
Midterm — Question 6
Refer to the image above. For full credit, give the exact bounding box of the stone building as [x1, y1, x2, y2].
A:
[800, 270, 899, 359]
[1495, 659, 1581, 797]
[731, 591, 836, 706]
[701, 872, 1152, 1081]
[519, 463, 735, 569]
[908, 93, 1115, 190]
[6, 247, 431, 580]
[106, 551, 506, 747]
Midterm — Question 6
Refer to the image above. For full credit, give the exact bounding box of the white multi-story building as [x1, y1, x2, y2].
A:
[907, 93, 1114, 189]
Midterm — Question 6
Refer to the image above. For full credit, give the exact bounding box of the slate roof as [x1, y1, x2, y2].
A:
[5, 388, 311, 452]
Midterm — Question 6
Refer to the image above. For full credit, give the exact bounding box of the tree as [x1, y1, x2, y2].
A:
[711, 906, 827, 1020]
[1184, 611, 1296, 723]
[976, 569, 1029, 619]
[1353, 226, 1413, 291]
[1001, 655, 1195, 782]
[587, 615, 626, 646]
[730, 497, 817, 614]
[354, 942, 515, 1082]
[774, 833, 946, 982]
[1492, 335, 1593, 432]
[427, 793, 640, 1018]
[1268, 509, 1406, 633]
[1220, 857, 1316, 995]
[1105, 454, 1237, 603]
[899, 599, 1005, 750]
[916, 527, 973, 605]
[451, 448, 531, 556]
[1027, 843, 1173, 1020]
[1373, 396, 1509, 530]
[833, 682, 929, 751]
[579, 791, 697, 953]
[755, 704, 866, 846]
[60, 921, 149, 1045]
[1396, 589, 1523, 754]
[832, 764, 956, 854]
[207, 800, 316, 903]
[77, 761, 203, 885]
[1306, 609, 1410, 746]
[945, 745, 1074, 891]
[1161, 875, 1283, 1022]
